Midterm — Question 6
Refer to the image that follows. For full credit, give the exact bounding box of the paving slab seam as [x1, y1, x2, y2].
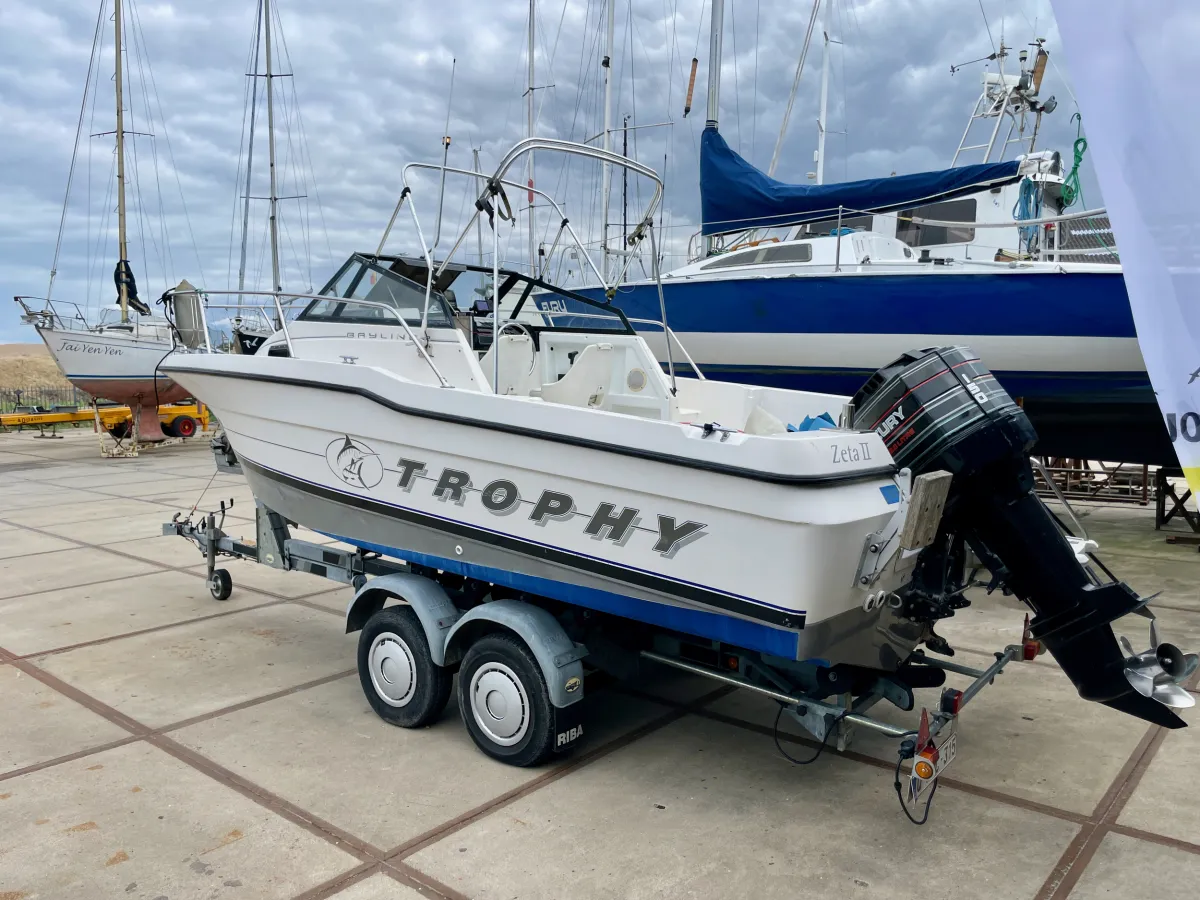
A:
[5, 655, 151, 735]
[1107, 823, 1200, 856]
[0, 735, 142, 784]
[384, 684, 738, 862]
[149, 732, 385, 862]
[15, 598, 292, 660]
[0, 517, 334, 605]
[382, 860, 474, 900]
[689, 703, 1090, 825]
[1034, 667, 1198, 900]
[158, 669, 357, 734]
[290, 862, 382, 900]
[0, 667, 357, 782]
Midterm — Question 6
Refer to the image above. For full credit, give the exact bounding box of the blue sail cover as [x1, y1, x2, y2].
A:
[700, 126, 1022, 236]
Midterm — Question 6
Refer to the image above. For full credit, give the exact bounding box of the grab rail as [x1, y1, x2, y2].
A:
[171, 288, 452, 388]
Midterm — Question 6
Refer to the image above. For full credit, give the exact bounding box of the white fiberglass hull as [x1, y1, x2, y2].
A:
[37, 325, 187, 407]
[164, 354, 922, 667]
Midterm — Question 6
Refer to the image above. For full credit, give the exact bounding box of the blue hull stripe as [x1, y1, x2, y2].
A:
[324, 531, 802, 659]
[582, 271, 1136, 338]
[688, 362, 1153, 402]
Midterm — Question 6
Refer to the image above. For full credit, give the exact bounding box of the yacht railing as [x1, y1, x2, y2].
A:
[685, 203, 1120, 266]
[166, 288, 452, 388]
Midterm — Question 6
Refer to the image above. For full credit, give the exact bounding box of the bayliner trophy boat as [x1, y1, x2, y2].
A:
[560, 0, 1159, 465]
[160, 139, 1192, 821]
[15, 0, 191, 442]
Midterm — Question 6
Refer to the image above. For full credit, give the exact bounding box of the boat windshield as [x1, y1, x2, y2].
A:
[299, 256, 456, 328]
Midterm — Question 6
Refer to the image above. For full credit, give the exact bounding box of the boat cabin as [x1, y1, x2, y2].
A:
[256, 253, 848, 434]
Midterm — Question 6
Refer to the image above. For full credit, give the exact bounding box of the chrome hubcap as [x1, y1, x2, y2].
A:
[368, 632, 416, 707]
[469, 662, 529, 746]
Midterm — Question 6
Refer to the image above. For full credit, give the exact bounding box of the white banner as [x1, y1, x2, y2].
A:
[1052, 1, 1200, 501]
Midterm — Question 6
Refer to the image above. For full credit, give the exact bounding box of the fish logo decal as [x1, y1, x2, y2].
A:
[325, 435, 383, 489]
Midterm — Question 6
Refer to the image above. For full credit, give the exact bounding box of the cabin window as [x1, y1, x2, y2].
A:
[701, 248, 762, 270]
[895, 199, 977, 246]
[759, 243, 813, 264]
[793, 214, 873, 236]
[701, 241, 814, 270]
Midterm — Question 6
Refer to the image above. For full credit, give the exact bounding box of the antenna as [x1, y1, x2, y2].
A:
[433, 57, 457, 250]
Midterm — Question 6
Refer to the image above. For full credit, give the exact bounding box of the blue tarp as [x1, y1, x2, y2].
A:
[699, 126, 1022, 236]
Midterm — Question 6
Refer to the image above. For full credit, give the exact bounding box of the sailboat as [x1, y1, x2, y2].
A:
[223, 0, 326, 357]
[557, 0, 1159, 466]
[15, 0, 192, 442]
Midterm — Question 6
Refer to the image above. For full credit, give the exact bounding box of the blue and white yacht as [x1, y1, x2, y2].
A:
[551, 1, 1158, 464]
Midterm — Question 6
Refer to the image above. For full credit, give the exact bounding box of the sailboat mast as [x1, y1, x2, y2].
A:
[704, 0, 724, 255]
[816, 0, 830, 185]
[113, 0, 130, 322]
[526, 0, 536, 276]
[236, 0, 264, 313]
[263, 0, 282, 297]
[600, 0, 615, 278]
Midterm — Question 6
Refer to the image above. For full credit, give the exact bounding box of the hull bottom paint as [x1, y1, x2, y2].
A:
[241, 457, 921, 668]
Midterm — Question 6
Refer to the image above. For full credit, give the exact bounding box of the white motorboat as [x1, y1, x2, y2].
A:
[161, 139, 1191, 809]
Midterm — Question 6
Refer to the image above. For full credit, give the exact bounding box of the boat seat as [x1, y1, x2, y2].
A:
[480, 333, 538, 395]
[540, 343, 614, 409]
[744, 404, 787, 435]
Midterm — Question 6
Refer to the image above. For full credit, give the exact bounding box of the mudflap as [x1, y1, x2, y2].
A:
[552, 699, 587, 754]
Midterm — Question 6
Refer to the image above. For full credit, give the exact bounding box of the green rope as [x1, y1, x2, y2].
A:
[1061, 112, 1087, 209]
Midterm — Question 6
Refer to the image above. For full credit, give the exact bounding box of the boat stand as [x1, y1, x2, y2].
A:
[96, 401, 184, 459]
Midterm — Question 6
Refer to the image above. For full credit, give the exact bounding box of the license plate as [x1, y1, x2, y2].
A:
[908, 723, 957, 802]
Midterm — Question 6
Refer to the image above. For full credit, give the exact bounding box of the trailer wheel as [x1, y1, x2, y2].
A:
[458, 633, 556, 767]
[358, 606, 451, 728]
[208, 568, 233, 601]
[172, 415, 198, 438]
[107, 421, 131, 440]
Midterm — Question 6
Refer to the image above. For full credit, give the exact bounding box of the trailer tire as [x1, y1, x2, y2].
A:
[172, 415, 198, 438]
[458, 633, 556, 767]
[358, 606, 451, 728]
[108, 421, 131, 440]
[208, 568, 233, 601]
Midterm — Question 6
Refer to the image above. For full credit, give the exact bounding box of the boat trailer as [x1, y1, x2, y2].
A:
[164, 437, 1040, 824]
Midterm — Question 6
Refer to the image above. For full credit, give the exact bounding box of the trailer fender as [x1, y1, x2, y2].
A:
[444, 599, 587, 708]
[344, 573, 461, 665]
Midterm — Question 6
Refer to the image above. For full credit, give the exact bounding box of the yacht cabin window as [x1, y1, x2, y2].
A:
[895, 198, 977, 246]
[701, 242, 813, 270]
[300, 258, 455, 328]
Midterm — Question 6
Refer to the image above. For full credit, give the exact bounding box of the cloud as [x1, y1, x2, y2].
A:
[1, 0, 1096, 342]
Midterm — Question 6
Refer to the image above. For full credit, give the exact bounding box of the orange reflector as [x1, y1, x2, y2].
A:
[914, 759, 935, 780]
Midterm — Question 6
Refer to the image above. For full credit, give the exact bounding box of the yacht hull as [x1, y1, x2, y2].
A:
[37, 325, 187, 439]
[568, 268, 1171, 462]
[163, 355, 923, 670]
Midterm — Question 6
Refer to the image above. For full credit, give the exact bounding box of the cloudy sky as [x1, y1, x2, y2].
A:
[0, 0, 1095, 343]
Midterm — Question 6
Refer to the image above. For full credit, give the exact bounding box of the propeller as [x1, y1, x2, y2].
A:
[1119, 618, 1198, 710]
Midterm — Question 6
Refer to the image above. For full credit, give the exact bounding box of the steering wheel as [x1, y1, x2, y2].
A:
[496, 320, 538, 375]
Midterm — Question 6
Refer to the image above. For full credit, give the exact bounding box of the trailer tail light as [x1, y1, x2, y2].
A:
[940, 688, 964, 716]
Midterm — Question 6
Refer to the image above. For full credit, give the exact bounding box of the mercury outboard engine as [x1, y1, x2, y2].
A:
[854, 346, 1196, 729]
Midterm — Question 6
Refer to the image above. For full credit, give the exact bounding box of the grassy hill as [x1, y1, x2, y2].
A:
[0, 343, 73, 391]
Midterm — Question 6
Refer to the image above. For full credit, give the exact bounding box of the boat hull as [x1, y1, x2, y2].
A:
[165, 356, 924, 669]
[36, 326, 188, 439]
[566, 268, 1172, 463]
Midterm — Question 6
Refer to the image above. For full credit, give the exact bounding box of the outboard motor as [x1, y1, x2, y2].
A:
[853, 346, 1196, 729]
